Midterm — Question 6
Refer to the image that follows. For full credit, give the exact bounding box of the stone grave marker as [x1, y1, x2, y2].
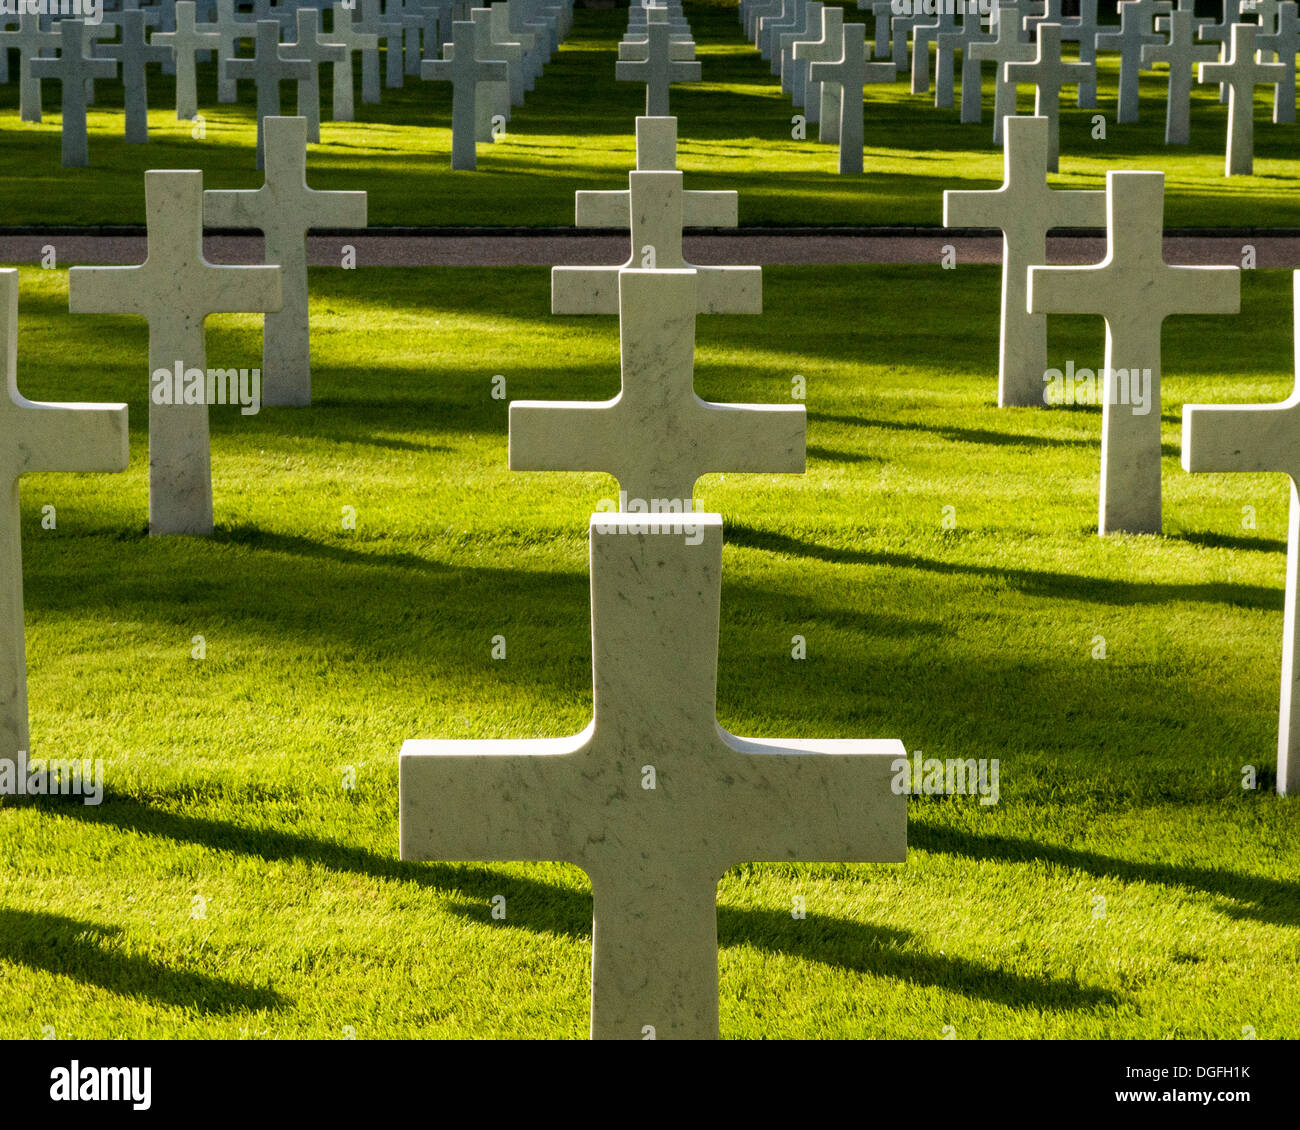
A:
[0, 269, 129, 770]
[1005, 22, 1091, 171]
[205, 116, 367, 408]
[1028, 170, 1240, 535]
[1181, 269, 1300, 797]
[30, 20, 117, 168]
[943, 114, 1105, 408]
[1198, 21, 1286, 174]
[69, 171, 282, 536]
[422, 19, 509, 169]
[1142, 9, 1219, 143]
[228, 19, 314, 169]
[552, 116, 759, 315]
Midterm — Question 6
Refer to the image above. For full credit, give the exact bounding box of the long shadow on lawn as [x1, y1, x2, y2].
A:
[0, 907, 287, 1014]
[912, 823, 1300, 930]
[38, 797, 1115, 1013]
[726, 523, 1282, 610]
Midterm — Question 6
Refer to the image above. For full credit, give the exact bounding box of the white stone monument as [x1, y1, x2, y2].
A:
[807, 22, 894, 176]
[153, 1, 220, 121]
[615, 10, 701, 116]
[103, 8, 172, 145]
[1005, 23, 1091, 172]
[1028, 171, 1240, 535]
[1095, 0, 1164, 123]
[422, 19, 509, 170]
[0, 269, 129, 771]
[0, 14, 58, 124]
[552, 117, 759, 316]
[279, 7, 347, 142]
[205, 116, 368, 408]
[401, 269, 906, 1040]
[971, 5, 1036, 143]
[1181, 269, 1300, 797]
[793, 4, 843, 139]
[69, 171, 282, 537]
[1259, 2, 1299, 124]
[30, 20, 116, 168]
[1199, 22, 1287, 174]
[228, 20, 314, 169]
[1142, 10, 1220, 143]
[943, 115, 1105, 409]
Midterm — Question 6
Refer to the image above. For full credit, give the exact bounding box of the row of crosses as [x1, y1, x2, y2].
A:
[398, 113, 909, 1039]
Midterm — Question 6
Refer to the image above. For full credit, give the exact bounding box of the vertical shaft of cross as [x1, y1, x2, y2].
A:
[0, 269, 129, 768]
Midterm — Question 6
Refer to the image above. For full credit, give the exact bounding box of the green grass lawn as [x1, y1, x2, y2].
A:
[0, 260, 1296, 1038]
[0, 2, 1297, 228]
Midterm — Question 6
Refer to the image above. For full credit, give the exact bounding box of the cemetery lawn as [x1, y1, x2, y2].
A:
[1, 3, 1299, 229]
[0, 261, 1297, 1039]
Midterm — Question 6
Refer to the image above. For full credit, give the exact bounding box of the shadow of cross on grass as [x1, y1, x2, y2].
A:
[34, 796, 1119, 1015]
[0, 907, 287, 1015]
[913, 825, 1300, 930]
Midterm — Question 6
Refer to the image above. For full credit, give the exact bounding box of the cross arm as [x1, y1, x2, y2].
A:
[1182, 393, 1300, 478]
[695, 400, 806, 477]
[196, 264, 284, 318]
[713, 732, 907, 864]
[574, 191, 630, 229]
[68, 266, 150, 318]
[1027, 263, 1110, 316]
[399, 728, 594, 863]
[12, 398, 130, 476]
[616, 39, 697, 61]
[508, 397, 620, 473]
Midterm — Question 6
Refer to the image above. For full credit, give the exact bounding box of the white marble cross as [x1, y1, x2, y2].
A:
[205, 117, 367, 408]
[361, 0, 408, 89]
[912, 6, 957, 96]
[808, 22, 894, 175]
[279, 7, 347, 143]
[0, 269, 128, 771]
[228, 20, 314, 169]
[1143, 9, 1220, 142]
[1095, 0, 1165, 123]
[938, 6, 994, 120]
[29, 20, 116, 168]
[552, 117, 758, 316]
[1181, 270, 1300, 797]
[889, 10, 922, 72]
[1199, 0, 1245, 102]
[758, 0, 799, 61]
[422, 19, 509, 170]
[204, 0, 257, 104]
[779, 0, 821, 104]
[151, 1, 219, 122]
[520, 266, 798, 498]
[494, 2, 538, 93]
[1199, 22, 1286, 173]
[1029, 171, 1240, 535]
[0, 14, 58, 124]
[1258, 1, 1299, 123]
[68, 171, 282, 537]
[329, 1, 382, 110]
[971, 6, 1037, 143]
[401, 500, 905, 1038]
[763, 0, 806, 75]
[793, 4, 844, 140]
[1005, 23, 1090, 171]
[615, 12, 701, 116]
[102, 9, 172, 145]
[1060, 0, 1103, 107]
[864, 0, 893, 60]
[943, 115, 1104, 408]
[480, 4, 525, 108]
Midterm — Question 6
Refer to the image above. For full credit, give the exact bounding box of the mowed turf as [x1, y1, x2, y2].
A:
[0, 2, 1297, 227]
[0, 261, 1296, 1038]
